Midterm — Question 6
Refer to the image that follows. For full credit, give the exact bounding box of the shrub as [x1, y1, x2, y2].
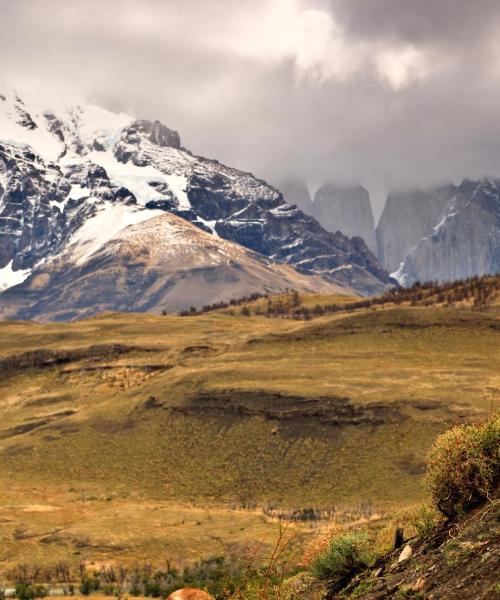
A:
[373, 504, 440, 556]
[14, 585, 45, 600]
[15, 584, 35, 600]
[426, 416, 500, 517]
[309, 529, 372, 591]
[102, 584, 117, 596]
[411, 505, 440, 540]
[80, 576, 100, 596]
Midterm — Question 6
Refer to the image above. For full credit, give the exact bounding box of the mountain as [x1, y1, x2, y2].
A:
[312, 183, 377, 254]
[0, 89, 392, 320]
[377, 180, 500, 285]
[278, 178, 314, 213]
[280, 180, 378, 255]
[0, 212, 342, 321]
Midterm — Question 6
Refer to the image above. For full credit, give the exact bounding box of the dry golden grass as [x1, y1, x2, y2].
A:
[0, 299, 499, 573]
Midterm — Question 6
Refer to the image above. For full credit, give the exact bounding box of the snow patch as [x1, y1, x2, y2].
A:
[69, 184, 90, 200]
[87, 151, 190, 208]
[196, 216, 218, 236]
[64, 203, 163, 265]
[432, 204, 458, 236]
[64, 103, 132, 151]
[165, 173, 190, 209]
[390, 262, 408, 286]
[0, 260, 31, 291]
[0, 98, 63, 162]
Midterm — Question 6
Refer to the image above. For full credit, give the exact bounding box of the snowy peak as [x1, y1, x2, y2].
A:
[0, 87, 134, 163]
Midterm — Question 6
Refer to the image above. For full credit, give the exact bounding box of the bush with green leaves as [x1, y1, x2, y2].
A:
[309, 530, 373, 592]
[79, 575, 100, 596]
[14, 585, 47, 600]
[426, 416, 499, 517]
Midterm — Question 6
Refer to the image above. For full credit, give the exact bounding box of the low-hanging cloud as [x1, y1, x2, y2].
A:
[1, 0, 500, 215]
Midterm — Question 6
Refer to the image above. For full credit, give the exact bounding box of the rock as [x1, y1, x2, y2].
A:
[166, 589, 214, 600]
[392, 526, 404, 550]
[398, 544, 413, 562]
[376, 186, 453, 274]
[119, 119, 181, 150]
[313, 183, 378, 254]
[376, 180, 500, 284]
[279, 177, 314, 214]
[409, 576, 425, 591]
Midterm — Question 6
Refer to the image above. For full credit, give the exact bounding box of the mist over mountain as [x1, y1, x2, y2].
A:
[2, 0, 500, 201]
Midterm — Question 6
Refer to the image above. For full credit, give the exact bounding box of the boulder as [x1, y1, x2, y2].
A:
[166, 588, 214, 600]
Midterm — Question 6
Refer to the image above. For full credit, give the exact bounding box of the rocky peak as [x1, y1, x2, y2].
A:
[278, 178, 314, 213]
[120, 120, 181, 151]
[377, 179, 500, 285]
[313, 183, 377, 254]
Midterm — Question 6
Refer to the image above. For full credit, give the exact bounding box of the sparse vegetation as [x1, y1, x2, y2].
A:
[175, 275, 500, 321]
[0, 285, 498, 583]
[308, 529, 372, 589]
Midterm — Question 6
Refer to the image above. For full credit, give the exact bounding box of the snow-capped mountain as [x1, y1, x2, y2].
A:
[0, 88, 391, 319]
[377, 180, 500, 285]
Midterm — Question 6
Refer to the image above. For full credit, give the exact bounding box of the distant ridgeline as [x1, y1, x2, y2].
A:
[177, 274, 500, 320]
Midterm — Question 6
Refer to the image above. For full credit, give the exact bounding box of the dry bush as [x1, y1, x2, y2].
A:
[426, 415, 500, 518]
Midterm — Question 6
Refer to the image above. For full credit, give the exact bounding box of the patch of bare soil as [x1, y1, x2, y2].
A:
[170, 390, 477, 429]
[0, 344, 161, 377]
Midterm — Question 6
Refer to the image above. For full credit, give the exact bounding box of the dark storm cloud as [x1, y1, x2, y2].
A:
[330, 0, 500, 44]
[1, 0, 500, 216]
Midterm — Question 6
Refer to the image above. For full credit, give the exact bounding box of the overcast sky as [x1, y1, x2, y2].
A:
[1, 0, 500, 217]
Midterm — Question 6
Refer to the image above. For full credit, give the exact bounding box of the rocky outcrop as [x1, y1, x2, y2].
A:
[281, 180, 378, 255]
[313, 183, 377, 254]
[376, 186, 455, 274]
[377, 181, 500, 285]
[278, 178, 314, 213]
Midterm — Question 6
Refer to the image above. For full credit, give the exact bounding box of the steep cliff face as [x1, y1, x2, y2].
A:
[376, 187, 454, 274]
[280, 180, 378, 255]
[278, 178, 314, 214]
[313, 183, 378, 254]
[377, 181, 500, 285]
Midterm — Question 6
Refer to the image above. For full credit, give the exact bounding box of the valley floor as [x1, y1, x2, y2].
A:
[0, 296, 499, 576]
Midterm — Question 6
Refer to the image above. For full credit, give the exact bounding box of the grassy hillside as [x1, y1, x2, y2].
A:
[0, 290, 499, 574]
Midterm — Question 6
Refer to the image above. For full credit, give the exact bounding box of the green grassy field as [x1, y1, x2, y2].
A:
[0, 298, 499, 575]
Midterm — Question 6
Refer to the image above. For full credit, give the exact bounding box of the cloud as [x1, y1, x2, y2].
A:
[1, 0, 500, 215]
